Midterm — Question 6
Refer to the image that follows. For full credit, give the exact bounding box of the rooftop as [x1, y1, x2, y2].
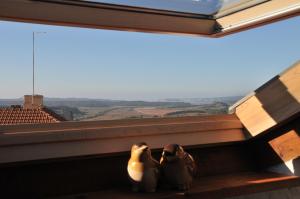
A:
[0, 106, 66, 125]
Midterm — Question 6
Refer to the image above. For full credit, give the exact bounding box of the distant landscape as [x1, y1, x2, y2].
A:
[0, 96, 242, 121]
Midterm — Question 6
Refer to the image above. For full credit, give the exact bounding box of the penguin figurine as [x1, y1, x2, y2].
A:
[160, 144, 196, 191]
[127, 142, 160, 192]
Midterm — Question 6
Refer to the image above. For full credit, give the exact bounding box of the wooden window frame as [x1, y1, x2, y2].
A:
[0, 0, 299, 37]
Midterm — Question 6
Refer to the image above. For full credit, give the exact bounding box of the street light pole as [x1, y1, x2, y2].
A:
[32, 31, 46, 106]
[32, 32, 35, 106]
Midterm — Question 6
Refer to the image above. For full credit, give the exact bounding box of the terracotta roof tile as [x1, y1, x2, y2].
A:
[0, 107, 66, 125]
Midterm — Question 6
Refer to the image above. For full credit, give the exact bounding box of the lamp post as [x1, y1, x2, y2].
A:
[32, 31, 46, 106]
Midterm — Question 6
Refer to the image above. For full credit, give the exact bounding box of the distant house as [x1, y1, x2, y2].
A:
[0, 95, 66, 125]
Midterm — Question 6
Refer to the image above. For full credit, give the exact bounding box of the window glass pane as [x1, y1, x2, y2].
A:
[82, 0, 266, 15]
[1, 16, 299, 122]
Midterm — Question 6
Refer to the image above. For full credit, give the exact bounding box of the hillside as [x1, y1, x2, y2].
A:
[0, 96, 242, 121]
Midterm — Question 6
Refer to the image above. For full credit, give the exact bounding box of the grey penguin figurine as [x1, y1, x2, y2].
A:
[160, 144, 196, 191]
[127, 142, 160, 192]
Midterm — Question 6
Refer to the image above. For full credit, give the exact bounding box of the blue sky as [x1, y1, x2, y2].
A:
[0, 17, 299, 100]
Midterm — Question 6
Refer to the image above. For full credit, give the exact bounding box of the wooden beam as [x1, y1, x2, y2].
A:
[269, 130, 300, 162]
[231, 61, 300, 136]
[0, 115, 245, 164]
[0, 114, 239, 133]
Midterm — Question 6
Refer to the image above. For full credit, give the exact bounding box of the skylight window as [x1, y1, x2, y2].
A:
[1, 0, 297, 36]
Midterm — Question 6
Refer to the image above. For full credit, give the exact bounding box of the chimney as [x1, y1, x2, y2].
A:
[24, 95, 44, 109]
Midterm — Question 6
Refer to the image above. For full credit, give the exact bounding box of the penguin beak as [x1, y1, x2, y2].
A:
[139, 145, 148, 151]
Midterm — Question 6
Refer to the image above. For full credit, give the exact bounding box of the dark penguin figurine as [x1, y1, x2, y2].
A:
[127, 142, 160, 192]
[160, 144, 196, 191]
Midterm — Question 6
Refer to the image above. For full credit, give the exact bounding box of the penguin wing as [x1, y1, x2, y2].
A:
[154, 166, 160, 179]
[184, 153, 196, 176]
[150, 158, 160, 178]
